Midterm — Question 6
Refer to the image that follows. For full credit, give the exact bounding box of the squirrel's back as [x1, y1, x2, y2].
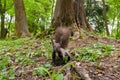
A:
[55, 27, 71, 49]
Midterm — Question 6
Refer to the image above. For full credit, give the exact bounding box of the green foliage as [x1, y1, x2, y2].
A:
[40, 39, 53, 59]
[24, 0, 52, 35]
[0, 37, 54, 79]
[64, 55, 70, 63]
[6, 0, 14, 16]
[33, 63, 64, 80]
[55, 74, 63, 80]
[0, 0, 14, 36]
[51, 63, 72, 80]
[0, 55, 15, 79]
[110, 25, 120, 39]
[93, 43, 115, 56]
[33, 62, 72, 80]
[16, 53, 31, 66]
[0, 36, 116, 79]
[85, 0, 120, 38]
[72, 44, 115, 62]
[33, 64, 51, 76]
[51, 71, 63, 80]
[85, 0, 106, 33]
[0, 0, 52, 36]
[0, 38, 34, 79]
[107, 0, 120, 39]
[73, 47, 100, 62]
[1, 0, 120, 39]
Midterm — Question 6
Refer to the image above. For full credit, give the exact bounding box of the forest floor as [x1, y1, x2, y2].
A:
[68, 35, 120, 80]
[0, 35, 120, 80]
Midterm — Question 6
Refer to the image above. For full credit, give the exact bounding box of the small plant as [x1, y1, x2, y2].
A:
[51, 71, 63, 80]
[40, 39, 53, 59]
[73, 47, 100, 62]
[72, 43, 115, 62]
[33, 63, 51, 76]
[33, 63, 72, 80]
[0, 55, 15, 80]
[51, 63, 72, 80]
[21, 58, 31, 66]
[94, 44, 115, 56]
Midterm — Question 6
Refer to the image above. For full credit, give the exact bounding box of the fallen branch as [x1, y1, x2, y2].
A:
[63, 61, 92, 80]
[72, 61, 92, 80]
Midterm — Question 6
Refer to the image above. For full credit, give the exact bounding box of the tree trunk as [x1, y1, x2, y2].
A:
[0, 0, 2, 37]
[51, 0, 94, 33]
[8, 15, 13, 34]
[51, 0, 74, 28]
[14, 0, 30, 37]
[1, 14, 6, 38]
[102, 0, 110, 36]
[0, 0, 7, 38]
[53, 0, 60, 19]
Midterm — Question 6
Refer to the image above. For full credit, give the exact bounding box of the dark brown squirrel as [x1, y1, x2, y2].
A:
[51, 27, 71, 65]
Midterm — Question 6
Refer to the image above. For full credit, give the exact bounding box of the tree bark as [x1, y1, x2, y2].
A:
[0, 0, 7, 38]
[14, 0, 30, 37]
[102, 0, 110, 36]
[53, 0, 60, 19]
[1, 13, 6, 38]
[51, 0, 74, 28]
[51, 0, 94, 33]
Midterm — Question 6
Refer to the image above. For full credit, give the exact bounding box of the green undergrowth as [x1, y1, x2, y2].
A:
[72, 43, 115, 62]
[0, 37, 116, 79]
[33, 63, 72, 80]
[0, 37, 53, 79]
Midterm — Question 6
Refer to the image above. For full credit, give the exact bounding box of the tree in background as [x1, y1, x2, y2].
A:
[0, 0, 7, 38]
[0, 0, 14, 38]
[85, 0, 110, 35]
[102, 0, 109, 36]
[0, 0, 120, 39]
[13, 0, 30, 37]
[51, 0, 94, 33]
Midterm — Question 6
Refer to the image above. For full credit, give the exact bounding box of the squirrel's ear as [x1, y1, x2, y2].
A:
[50, 36, 54, 46]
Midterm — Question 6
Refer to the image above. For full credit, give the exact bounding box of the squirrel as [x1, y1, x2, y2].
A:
[51, 27, 71, 65]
